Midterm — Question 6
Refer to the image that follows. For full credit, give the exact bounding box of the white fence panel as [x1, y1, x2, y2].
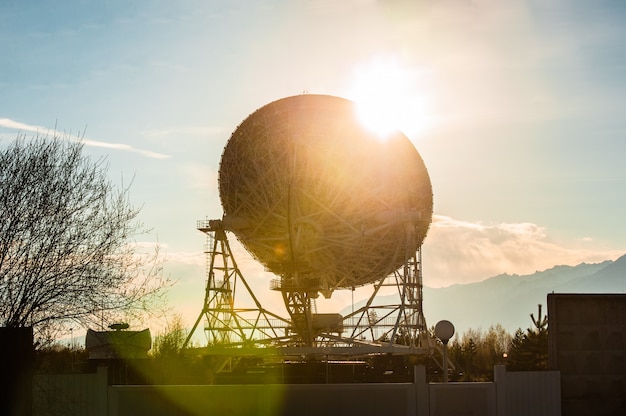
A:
[33, 367, 108, 416]
[496, 366, 561, 416]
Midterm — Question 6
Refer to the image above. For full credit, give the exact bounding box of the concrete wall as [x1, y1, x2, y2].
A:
[33, 365, 561, 416]
[429, 382, 495, 416]
[109, 383, 417, 416]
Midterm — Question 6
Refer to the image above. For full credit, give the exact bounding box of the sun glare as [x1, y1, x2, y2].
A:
[347, 56, 433, 140]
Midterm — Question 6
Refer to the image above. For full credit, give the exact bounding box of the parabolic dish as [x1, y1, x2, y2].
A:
[218, 94, 433, 297]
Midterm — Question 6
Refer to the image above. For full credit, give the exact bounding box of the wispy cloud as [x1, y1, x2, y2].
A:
[0, 118, 170, 159]
[0, 118, 35, 131]
[423, 215, 625, 287]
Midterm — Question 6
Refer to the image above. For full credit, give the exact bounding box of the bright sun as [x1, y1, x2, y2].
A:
[347, 56, 433, 139]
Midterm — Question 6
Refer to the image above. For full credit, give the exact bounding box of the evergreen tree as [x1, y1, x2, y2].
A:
[506, 305, 548, 370]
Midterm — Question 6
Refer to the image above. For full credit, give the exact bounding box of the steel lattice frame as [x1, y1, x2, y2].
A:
[185, 220, 432, 355]
[183, 220, 291, 350]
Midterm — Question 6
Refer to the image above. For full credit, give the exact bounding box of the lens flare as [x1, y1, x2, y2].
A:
[347, 56, 434, 139]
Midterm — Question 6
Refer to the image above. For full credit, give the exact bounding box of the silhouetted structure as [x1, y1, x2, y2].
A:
[548, 293, 626, 415]
[0, 327, 33, 416]
[86, 327, 151, 384]
[86, 328, 151, 359]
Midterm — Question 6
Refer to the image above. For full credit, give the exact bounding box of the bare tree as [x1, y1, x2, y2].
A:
[153, 314, 187, 358]
[0, 134, 168, 343]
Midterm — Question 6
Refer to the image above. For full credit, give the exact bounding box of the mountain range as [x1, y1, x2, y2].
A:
[421, 253, 626, 336]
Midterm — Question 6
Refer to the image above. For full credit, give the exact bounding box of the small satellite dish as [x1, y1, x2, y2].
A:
[435, 320, 455, 383]
[434, 320, 455, 344]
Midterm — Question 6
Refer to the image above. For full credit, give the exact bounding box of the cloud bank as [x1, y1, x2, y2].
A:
[423, 215, 625, 287]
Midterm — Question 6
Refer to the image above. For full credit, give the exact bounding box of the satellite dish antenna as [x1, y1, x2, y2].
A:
[434, 320, 455, 344]
[434, 320, 455, 382]
[218, 94, 433, 344]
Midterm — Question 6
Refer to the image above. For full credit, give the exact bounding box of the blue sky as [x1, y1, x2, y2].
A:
[2, 0, 626, 328]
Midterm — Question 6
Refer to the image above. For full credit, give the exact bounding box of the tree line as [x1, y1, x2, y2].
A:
[445, 304, 548, 381]
[34, 305, 549, 384]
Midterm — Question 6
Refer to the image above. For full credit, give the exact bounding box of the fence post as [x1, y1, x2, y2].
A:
[494, 365, 506, 416]
[96, 366, 109, 416]
[414, 365, 429, 416]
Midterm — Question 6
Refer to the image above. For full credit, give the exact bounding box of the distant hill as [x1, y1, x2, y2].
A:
[423, 254, 626, 335]
[343, 253, 626, 337]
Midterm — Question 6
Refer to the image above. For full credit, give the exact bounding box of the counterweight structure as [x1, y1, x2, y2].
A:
[185, 94, 434, 357]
